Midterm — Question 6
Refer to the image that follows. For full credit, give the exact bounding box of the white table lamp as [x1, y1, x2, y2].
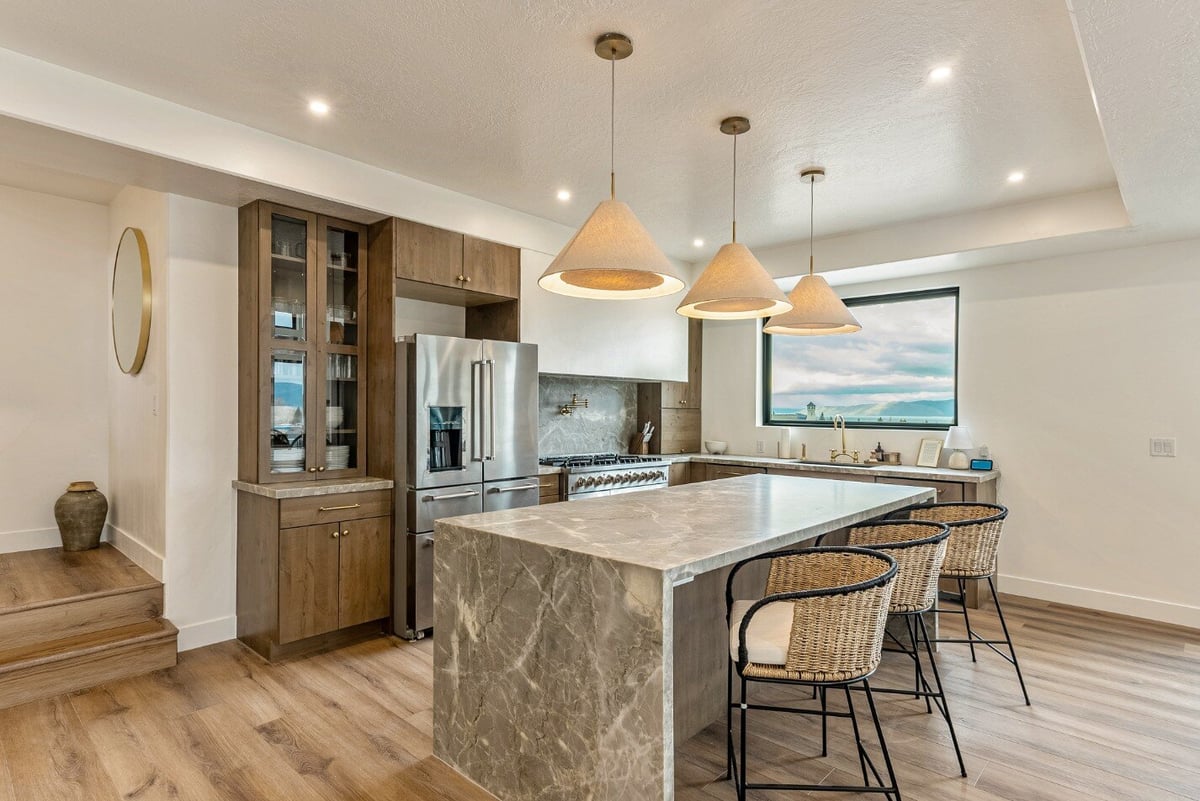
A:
[944, 426, 974, 469]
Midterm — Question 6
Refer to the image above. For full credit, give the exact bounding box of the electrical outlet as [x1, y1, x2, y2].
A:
[755, 440, 765, 454]
[1150, 437, 1176, 457]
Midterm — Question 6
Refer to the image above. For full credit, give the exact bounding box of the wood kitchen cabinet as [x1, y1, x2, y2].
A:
[237, 487, 392, 660]
[638, 319, 703, 454]
[538, 473, 563, 504]
[386, 218, 520, 300]
[238, 200, 368, 484]
[705, 463, 766, 481]
[279, 515, 390, 643]
[464, 235, 520, 298]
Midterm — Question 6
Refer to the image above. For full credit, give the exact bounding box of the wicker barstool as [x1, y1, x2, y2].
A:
[891, 502, 1031, 705]
[726, 547, 901, 800]
[841, 520, 966, 777]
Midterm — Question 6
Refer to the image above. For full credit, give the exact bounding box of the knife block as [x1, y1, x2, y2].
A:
[629, 434, 650, 455]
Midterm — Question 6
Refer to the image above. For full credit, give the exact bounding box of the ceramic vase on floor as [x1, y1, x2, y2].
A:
[54, 481, 108, 551]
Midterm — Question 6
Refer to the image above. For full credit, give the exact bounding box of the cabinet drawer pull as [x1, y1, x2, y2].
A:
[342, 529, 350, 537]
[331, 531, 340, 539]
[317, 466, 326, 472]
[423, 490, 480, 502]
[318, 503, 361, 512]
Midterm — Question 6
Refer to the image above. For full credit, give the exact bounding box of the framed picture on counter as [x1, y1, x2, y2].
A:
[916, 438, 943, 468]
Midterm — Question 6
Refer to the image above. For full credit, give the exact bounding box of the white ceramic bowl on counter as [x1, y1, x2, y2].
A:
[704, 440, 728, 455]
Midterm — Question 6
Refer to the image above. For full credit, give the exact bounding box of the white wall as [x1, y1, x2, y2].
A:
[521, 249, 689, 381]
[107, 186, 169, 577]
[0, 185, 109, 551]
[703, 238, 1200, 627]
[163, 195, 238, 650]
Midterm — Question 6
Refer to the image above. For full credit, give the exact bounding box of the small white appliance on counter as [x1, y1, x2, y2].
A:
[393, 334, 539, 639]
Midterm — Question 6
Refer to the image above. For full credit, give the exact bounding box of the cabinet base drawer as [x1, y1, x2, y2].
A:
[280, 490, 392, 528]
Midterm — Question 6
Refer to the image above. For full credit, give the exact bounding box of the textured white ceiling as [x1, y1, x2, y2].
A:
[0, 1, 1116, 257]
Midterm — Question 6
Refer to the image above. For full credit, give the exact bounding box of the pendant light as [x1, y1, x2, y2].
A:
[538, 33, 685, 299]
[676, 117, 792, 319]
[763, 168, 862, 336]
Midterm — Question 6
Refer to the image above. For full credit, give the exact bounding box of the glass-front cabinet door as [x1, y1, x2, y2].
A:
[316, 218, 367, 477]
[244, 201, 367, 483]
[269, 350, 308, 475]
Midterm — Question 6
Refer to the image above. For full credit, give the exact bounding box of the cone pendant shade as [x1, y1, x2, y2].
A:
[538, 199, 686, 299]
[763, 274, 862, 335]
[676, 242, 791, 318]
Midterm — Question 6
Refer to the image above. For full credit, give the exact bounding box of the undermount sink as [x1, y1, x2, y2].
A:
[793, 459, 880, 469]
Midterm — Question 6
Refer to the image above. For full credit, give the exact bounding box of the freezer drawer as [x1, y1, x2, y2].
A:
[407, 485, 483, 533]
[410, 532, 435, 634]
[483, 477, 542, 513]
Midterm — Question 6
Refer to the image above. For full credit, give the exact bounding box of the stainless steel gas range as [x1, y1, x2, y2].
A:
[539, 453, 671, 500]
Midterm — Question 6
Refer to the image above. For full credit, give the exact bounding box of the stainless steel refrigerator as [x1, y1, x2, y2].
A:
[393, 334, 539, 638]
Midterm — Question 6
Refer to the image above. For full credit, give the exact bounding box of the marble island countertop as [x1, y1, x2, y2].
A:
[438, 473, 934, 582]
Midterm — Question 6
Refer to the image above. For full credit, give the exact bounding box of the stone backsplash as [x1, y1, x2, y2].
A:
[538, 375, 639, 457]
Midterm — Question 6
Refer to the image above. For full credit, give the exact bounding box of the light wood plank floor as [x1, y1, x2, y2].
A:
[0, 595, 1196, 800]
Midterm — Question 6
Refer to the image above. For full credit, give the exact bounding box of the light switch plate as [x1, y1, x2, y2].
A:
[1150, 437, 1176, 457]
[755, 440, 765, 454]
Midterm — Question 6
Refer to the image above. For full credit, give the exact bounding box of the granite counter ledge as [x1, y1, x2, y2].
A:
[675, 452, 1000, 483]
[432, 474, 934, 801]
[231, 477, 393, 499]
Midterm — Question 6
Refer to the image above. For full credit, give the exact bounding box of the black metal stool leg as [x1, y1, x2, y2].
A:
[907, 615, 932, 712]
[988, 576, 1032, 706]
[863, 679, 903, 801]
[917, 613, 967, 777]
[843, 685, 871, 787]
[957, 578, 978, 662]
[738, 676, 748, 801]
[820, 685, 828, 757]
[724, 661, 733, 779]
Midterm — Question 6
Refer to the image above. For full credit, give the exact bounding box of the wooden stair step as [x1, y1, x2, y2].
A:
[0, 618, 178, 710]
[0, 544, 158, 611]
[0, 544, 163, 646]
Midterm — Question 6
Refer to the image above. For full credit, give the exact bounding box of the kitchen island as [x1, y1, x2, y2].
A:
[432, 474, 934, 801]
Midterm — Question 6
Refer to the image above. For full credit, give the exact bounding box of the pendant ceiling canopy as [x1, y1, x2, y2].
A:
[676, 117, 792, 319]
[763, 168, 862, 336]
[539, 33, 685, 300]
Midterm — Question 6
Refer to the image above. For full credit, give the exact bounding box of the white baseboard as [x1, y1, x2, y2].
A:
[0, 526, 64, 553]
[1000, 573, 1200, 629]
[174, 615, 237, 652]
[107, 524, 164, 581]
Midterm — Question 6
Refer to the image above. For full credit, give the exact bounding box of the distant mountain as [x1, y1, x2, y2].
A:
[775, 398, 954, 421]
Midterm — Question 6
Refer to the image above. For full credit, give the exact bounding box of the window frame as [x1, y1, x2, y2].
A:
[761, 286, 960, 431]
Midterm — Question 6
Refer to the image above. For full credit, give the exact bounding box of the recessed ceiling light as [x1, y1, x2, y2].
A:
[693, 238, 705, 248]
[556, 189, 571, 202]
[308, 99, 330, 116]
[1007, 170, 1026, 184]
[928, 65, 953, 83]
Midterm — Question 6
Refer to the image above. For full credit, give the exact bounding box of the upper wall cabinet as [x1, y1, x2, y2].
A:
[519, 248, 688, 382]
[390, 219, 519, 302]
[239, 201, 368, 483]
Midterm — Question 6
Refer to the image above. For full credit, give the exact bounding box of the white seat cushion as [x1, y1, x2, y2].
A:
[729, 599, 795, 665]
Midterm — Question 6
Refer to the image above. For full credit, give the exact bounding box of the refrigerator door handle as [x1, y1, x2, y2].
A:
[470, 360, 484, 462]
[486, 359, 497, 461]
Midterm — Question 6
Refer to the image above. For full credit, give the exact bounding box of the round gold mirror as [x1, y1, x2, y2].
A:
[111, 227, 152, 375]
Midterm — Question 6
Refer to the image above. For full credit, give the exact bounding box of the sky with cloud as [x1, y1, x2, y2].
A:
[768, 293, 956, 411]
